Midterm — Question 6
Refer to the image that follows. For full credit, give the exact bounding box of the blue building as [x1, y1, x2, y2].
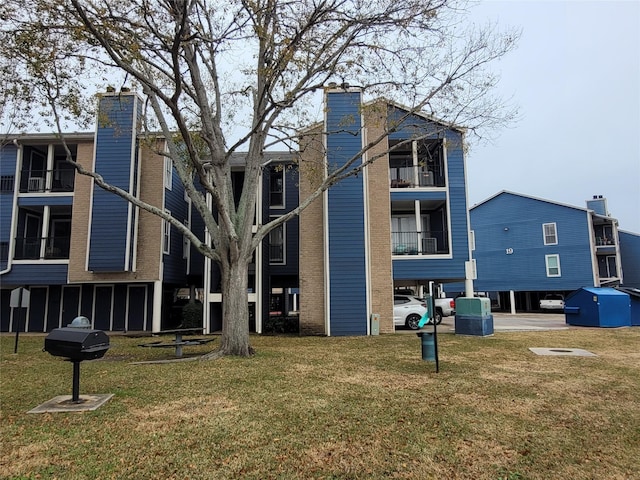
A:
[0, 92, 205, 332]
[298, 88, 473, 335]
[452, 191, 635, 312]
[619, 230, 640, 289]
[1, 87, 473, 336]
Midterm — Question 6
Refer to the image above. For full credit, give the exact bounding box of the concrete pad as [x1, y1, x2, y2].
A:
[529, 348, 597, 357]
[28, 394, 114, 413]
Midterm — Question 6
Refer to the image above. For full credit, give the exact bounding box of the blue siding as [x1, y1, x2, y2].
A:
[0, 145, 17, 269]
[620, 231, 640, 288]
[88, 95, 138, 271]
[326, 91, 367, 335]
[0, 263, 68, 286]
[390, 191, 447, 202]
[162, 172, 189, 283]
[17, 196, 73, 206]
[471, 192, 594, 291]
[389, 121, 469, 284]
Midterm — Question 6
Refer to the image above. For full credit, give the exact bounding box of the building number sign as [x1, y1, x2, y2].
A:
[506, 248, 514, 255]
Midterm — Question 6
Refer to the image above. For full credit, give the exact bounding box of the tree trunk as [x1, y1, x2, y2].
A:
[217, 257, 254, 357]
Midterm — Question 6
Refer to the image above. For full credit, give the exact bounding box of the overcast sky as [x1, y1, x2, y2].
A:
[465, 0, 640, 233]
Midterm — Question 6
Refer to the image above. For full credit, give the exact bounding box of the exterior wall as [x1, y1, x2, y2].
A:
[68, 142, 164, 283]
[298, 124, 326, 335]
[162, 144, 190, 284]
[619, 230, 640, 288]
[88, 94, 140, 272]
[0, 144, 18, 271]
[362, 102, 394, 333]
[470, 192, 595, 292]
[325, 90, 368, 336]
[388, 114, 469, 284]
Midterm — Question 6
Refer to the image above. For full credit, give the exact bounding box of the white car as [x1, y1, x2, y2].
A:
[393, 295, 441, 329]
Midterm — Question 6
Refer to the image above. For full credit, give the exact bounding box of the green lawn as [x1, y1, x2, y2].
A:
[2, 328, 639, 479]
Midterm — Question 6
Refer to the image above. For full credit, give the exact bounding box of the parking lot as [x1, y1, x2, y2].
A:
[398, 312, 569, 333]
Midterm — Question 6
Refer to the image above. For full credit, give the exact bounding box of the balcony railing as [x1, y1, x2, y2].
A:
[19, 169, 75, 193]
[389, 166, 445, 188]
[392, 231, 449, 255]
[14, 236, 70, 260]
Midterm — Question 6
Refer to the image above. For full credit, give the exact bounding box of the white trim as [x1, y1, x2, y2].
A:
[164, 155, 173, 190]
[322, 93, 331, 336]
[586, 212, 599, 286]
[361, 116, 372, 335]
[163, 209, 171, 254]
[86, 127, 99, 272]
[131, 143, 142, 272]
[542, 222, 558, 245]
[443, 137, 454, 257]
[255, 169, 263, 334]
[152, 280, 163, 332]
[0, 144, 22, 274]
[124, 108, 138, 272]
[545, 254, 561, 277]
[41, 206, 51, 259]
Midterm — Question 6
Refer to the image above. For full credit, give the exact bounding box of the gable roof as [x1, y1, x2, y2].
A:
[471, 190, 618, 224]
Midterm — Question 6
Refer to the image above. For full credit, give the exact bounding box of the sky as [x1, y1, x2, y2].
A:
[465, 0, 640, 233]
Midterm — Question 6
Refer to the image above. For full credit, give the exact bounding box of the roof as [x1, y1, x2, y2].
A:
[365, 98, 466, 134]
[471, 190, 619, 223]
[6, 132, 94, 143]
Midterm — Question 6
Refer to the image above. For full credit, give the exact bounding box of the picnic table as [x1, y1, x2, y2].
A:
[138, 328, 215, 358]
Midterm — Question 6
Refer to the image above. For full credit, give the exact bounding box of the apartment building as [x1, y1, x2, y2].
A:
[450, 191, 639, 311]
[1, 88, 474, 335]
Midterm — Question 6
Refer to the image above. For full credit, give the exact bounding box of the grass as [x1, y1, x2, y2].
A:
[1, 327, 639, 480]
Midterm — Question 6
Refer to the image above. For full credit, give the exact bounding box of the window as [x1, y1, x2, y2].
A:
[269, 222, 285, 264]
[545, 254, 561, 277]
[163, 210, 171, 254]
[164, 156, 172, 190]
[543, 223, 557, 245]
[269, 166, 284, 207]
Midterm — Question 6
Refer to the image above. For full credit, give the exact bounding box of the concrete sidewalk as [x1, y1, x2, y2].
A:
[417, 312, 569, 334]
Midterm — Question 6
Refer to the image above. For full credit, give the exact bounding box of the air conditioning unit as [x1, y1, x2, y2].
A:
[28, 177, 44, 192]
[422, 171, 435, 186]
[422, 237, 437, 254]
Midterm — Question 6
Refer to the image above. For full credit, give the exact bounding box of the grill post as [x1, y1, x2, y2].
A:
[71, 360, 81, 403]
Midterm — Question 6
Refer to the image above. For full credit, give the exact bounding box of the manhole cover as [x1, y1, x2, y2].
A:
[529, 348, 597, 357]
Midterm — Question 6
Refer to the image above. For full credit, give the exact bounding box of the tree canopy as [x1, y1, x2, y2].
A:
[0, 0, 518, 356]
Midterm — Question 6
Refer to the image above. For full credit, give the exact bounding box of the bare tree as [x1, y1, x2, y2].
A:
[0, 0, 518, 356]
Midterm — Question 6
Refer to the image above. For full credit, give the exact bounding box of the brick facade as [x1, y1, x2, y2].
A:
[298, 125, 326, 335]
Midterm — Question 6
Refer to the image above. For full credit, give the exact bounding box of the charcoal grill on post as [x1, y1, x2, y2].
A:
[44, 327, 110, 403]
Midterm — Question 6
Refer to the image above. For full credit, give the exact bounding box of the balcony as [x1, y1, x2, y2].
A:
[389, 138, 445, 189]
[14, 236, 70, 260]
[392, 231, 449, 255]
[19, 168, 75, 193]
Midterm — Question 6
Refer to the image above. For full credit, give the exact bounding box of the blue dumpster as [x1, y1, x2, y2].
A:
[564, 287, 631, 327]
[616, 287, 640, 326]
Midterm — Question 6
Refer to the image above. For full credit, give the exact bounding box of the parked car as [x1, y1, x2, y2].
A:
[434, 297, 456, 318]
[540, 294, 565, 311]
[393, 295, 442, 329]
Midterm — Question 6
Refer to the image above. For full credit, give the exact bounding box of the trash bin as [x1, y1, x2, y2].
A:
[416, 332, 435, 362]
